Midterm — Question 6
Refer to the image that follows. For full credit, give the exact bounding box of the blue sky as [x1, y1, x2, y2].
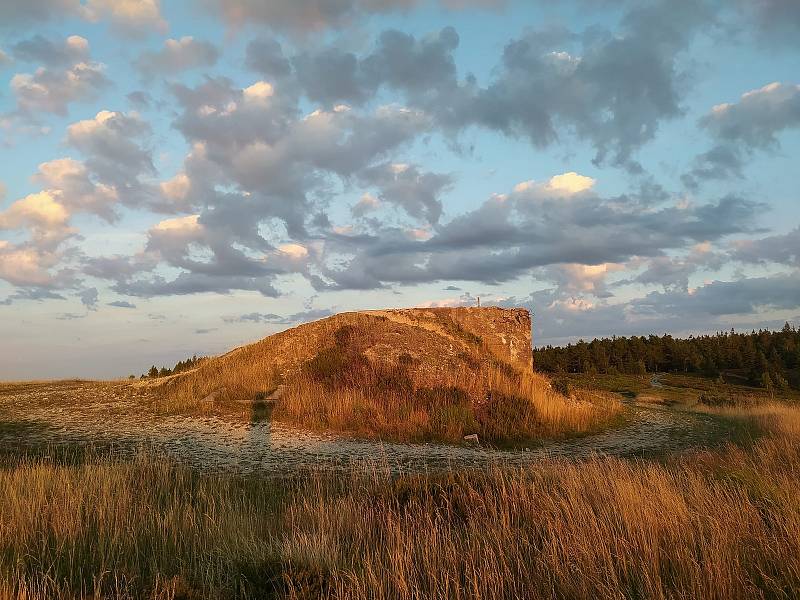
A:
[1, 0, 799, 379]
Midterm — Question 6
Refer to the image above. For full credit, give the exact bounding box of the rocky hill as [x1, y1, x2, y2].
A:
[168, 307, 532, 404]
[161, 306, 622, 444]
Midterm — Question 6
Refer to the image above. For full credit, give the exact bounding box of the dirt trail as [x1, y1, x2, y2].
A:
[0, 381, 743, 474]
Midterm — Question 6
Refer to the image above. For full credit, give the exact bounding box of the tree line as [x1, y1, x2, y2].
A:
[136, 355, 206, 379]
[534, 324, 800, 390]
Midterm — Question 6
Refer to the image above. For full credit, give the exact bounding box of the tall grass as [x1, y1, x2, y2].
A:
[160, 316, 622, 443]
[275, 361, 621, 444]
[1, 404, 799, 599]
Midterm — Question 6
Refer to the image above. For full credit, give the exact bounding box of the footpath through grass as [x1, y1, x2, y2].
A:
[0, 402, 799, 599]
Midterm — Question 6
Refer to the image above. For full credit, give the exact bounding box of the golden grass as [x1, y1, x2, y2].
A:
[696, 400, 800, 438]
[274, 363, 622, 444]
[157, 314, 622, 443]
[1, 403, 798, 599]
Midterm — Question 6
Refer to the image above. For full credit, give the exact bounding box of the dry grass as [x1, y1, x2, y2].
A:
[275, 361, 622, 444]
[158, 315, 621, 443]
[696, 401, 800, 438]
[0, 403, 799, 599]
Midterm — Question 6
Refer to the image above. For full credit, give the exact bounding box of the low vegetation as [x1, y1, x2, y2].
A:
[276, 347, 621, 445]
[0, 401, 798, 599]
[561, 371, 800, 407]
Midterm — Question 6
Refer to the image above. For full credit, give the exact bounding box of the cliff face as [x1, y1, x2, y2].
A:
[366, 307, 533, 372]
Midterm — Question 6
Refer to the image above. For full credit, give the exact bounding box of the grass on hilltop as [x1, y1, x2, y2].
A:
[161, 323, 622, 445]
[0, 401, 798, 599]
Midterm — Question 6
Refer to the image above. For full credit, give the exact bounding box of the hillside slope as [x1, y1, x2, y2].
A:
[164, 307, 620, 443]
[171, 307, 530, 399]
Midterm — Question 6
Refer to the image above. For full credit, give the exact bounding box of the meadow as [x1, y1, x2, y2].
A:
[0, 400, 798, 599]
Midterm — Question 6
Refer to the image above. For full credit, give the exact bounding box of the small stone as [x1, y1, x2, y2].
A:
[464, 433, 479, 444]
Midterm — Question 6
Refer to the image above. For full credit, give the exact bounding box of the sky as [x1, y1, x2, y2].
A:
[1, 0, 799, 380]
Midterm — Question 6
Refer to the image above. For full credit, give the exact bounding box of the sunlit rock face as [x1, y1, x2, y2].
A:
[167, 306, 534, 404]
[369, 307, 533, 372]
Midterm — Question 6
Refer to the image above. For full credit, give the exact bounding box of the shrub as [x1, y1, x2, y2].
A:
[303, 347, 370, 388]
[477, 391, 539, 444]
[551, 378, 572, 397]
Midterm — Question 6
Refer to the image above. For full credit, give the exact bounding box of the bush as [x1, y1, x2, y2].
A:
[303, 347, 370, 388]
[477, 391, 538, 444]
[698, 390, 732, 406]
[551, 378, 571, 397]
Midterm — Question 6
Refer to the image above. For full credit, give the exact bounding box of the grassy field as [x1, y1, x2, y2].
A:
[0, 401, 798, 599]
[559, 371, 800, 407]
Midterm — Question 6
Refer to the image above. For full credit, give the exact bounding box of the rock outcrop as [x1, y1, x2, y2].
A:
[170, 307, 533, 403]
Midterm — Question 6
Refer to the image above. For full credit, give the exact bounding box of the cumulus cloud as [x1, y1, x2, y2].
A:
[167, 75, 430, 242]
[82, 0, 168, 35]
[685, 82, 800, 187]
[11, 34, 89, 66]
[0, 242, 67, 287]
[632, 272, 800, 317]
[10, 60, 108, 116]
[82, 83, 434, 298]
[33, 158, 118, 221]
[135, 36, 219, 77]
[732, 227, 800, 267]
[66, 110, 154, 195]
[538, 262, 625, 298]
[316, 173, 763, 290]
[357, 162, 452, 224]
[624, 243, 725, 291]
[0, 191, 73, 247]
[204, 0, 503, 32]
[701, 82, 800, 149]
[271, 0, 705, 169]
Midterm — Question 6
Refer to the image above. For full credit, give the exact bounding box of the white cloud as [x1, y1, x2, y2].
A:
[0, 244, 59, 286]
[512, 171, 596, 199]
[0, 191, 70, 231]
[83, 0, 167, 35]
[136, 36, 218, 76]
[546, 172, 596, 195]
[278, 243, 309, 259]
[33, 158, 118, 221]
[242, 80, 274, 103]
[159, 173, 192, 204]
[152, 214, 202, 233]
[11, 61, 108, 115]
